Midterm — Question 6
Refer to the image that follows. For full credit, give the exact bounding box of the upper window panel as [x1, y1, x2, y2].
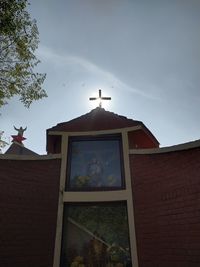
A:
[66, 135, 125, 191]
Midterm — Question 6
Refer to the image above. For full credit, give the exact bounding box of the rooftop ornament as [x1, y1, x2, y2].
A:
[89, 89, 111, 108]
[12, 126, 27, 145]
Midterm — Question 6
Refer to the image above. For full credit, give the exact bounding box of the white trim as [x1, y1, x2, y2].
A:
[129, 139, 200, 155]
[52, 129, 139, 267]
[53, 135, 68, 267]
[122, 131, 139, 267]
[63, 191, 128, 202]
[48, 125, 142, 137]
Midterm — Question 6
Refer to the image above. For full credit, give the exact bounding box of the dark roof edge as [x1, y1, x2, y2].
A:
[5, 142, 38, 156]
[47, 108, 143, 131]
[139, 123, 160, 145]
[0, 153, 61, 160]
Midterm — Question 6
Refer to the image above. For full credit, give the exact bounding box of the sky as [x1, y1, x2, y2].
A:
[1, 0, 200, 154]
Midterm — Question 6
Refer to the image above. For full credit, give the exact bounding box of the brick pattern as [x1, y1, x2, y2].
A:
[130, 148, 200, 267]
[0, 159, 61, 267]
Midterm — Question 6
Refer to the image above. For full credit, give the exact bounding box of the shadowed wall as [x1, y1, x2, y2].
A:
[130, 147, 200, 267]
[0, 158, 61, 267]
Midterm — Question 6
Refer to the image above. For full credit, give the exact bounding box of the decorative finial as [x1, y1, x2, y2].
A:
[89, 89, 111, 108]
[12, 126, 27, 145]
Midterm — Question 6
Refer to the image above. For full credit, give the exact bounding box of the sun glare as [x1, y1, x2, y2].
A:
[88, 89, 111, 109]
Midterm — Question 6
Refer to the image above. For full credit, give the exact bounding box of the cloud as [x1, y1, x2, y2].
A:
[37, 45, 160, 101]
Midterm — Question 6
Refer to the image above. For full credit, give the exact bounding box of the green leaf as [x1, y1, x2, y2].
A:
[0, 0, 47, 108]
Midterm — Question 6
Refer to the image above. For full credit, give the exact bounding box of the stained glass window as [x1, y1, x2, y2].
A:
[60, 202, 132, 267]
[66, 135, 125, 191]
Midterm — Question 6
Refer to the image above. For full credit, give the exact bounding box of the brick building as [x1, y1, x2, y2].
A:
[1, 107, 200, 267]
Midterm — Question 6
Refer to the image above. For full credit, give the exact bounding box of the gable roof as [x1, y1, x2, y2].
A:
[48, 107, 144, 132]
[5, 142, 38, 156]
[47, 108, 159, 151]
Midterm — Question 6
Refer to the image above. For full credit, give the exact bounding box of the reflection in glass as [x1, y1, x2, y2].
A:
[67, 136, 124, 190]
[60, 202, 132, 267]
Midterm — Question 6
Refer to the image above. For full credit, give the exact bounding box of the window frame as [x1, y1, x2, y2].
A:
[66, 134, 125, 191]
[60, 201, 132, 267]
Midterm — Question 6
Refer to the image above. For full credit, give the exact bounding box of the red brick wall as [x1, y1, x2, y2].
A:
[0, 158, 61, 267]
[130, 147, 200, 267]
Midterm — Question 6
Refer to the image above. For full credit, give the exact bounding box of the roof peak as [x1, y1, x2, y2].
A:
[48, 107, 143, 133]
[5, 142, 38, 155]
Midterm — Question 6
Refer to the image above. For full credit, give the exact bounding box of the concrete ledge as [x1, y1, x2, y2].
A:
[0, 153, 61, 160]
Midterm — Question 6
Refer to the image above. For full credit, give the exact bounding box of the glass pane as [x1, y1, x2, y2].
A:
[60, 202, 132, 267]
[67, 136, 124, 190]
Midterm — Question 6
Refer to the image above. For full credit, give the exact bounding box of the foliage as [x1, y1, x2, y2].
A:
[0, 0, 47, 107]
[0, 131, 8, 153]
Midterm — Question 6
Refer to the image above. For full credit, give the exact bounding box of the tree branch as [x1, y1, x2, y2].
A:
[0, 39, 16, 54]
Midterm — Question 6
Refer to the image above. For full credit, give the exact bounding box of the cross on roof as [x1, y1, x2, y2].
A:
[89, 89, 111, 108]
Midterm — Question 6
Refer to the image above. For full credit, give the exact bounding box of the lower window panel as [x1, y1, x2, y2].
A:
[60, 202, 132, 267]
